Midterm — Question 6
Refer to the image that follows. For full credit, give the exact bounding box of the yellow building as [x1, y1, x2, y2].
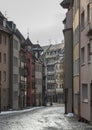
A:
[73, 0, 80, 116]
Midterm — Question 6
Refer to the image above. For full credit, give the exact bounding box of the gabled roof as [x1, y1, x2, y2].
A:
[0, 12, 10, 34]
[16, 29, 25, 42]
[0, 11, 5, 19]
[25, 37, 33, 46]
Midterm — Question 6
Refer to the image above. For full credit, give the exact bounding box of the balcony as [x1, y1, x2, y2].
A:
[55, 69, 63, 73]
[19, 82, 25, 91]
[87, 22, 92, 36]
[47, 80, 55, 84]
[20, 67, 29, 77]
[87, 2, 92, 36]
[47, 71, 55, 75]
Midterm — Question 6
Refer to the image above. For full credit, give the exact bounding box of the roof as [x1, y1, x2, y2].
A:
[49, 43, 64, 51]
[60, 0, 72, 8]
[0, 11, 5, 19]
[24, 37, 33, 46]
[15, 29, 25, 43]
[32, 44, 43, 51]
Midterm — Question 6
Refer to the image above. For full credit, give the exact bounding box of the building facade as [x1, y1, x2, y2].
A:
[7, 21, 20, 110]
[80, 0, 92, 122]
[61, 0, 92, 122]
[0, 12, 10, 111]
[73, 0, 80, 116]
[32, 44, 43, 106]
[35, 60, 43, 106]
[55, 57, 64, 103]
[24, 38, 35, 107]
[42, 43, 64, 104]
[61, 0, 73, 114]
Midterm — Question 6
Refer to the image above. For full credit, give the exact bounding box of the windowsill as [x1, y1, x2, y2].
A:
[73, 74, 79, 77]
[88, 61, 91, 64]
[81, 63, 85, 66]
[82, 101, 88, 104]
[82, 99, 88, 104]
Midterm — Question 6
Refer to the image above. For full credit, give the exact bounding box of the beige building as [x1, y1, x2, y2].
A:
[73, 0, 80, 116]
[80, 0, 92, 122]
[61, 0, 92, 122]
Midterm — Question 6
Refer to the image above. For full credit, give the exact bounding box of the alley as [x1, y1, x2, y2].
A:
[0, 104, 92, 130]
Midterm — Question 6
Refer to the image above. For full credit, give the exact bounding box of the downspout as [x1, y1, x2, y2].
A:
[78, 0, 81, 121]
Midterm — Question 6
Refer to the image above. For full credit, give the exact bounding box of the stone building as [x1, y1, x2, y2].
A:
[17, 30, 28, 109]
[42, 43, 64, 104]
[60, 0, 73, 113]
[0, 12, 10, 111]
[32, 44, 43, 106]
[35, 60, 43, 106]
[24, 37, 35, 107]
[55, 56, 64, 103]
[7, 21, 21, 110]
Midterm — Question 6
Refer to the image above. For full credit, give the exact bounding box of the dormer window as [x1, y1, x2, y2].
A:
[3, 19, 6, 27]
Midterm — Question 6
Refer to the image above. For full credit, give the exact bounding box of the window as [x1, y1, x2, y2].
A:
[13, 74, 18, 84]
[82, 84, 88, 102]
[73, 25, 79, 44]
[4, 35, 7, 45]
[0, 52, 1, 63]
[0, 71, 1, 84]
[47, 65, 54, 71]
[3, 71, 6, 81]
[14, 56, 18, 67]
[0, 33, 2, 44]
[14, 91, 18, 100]
[13, 39, 18, 50]
[60, 74, 63, 80]
[81, 47, 85, 64]
[60, 84, 62, 88]
[60, 65, 62, 69]
[87, 4, 90, 22]
[74, 59, 79, 75]
[74, 94, 79, 108]
[88, 43, 91, 62]
[3, 53, 6, 64]
[81, 11, 85, 30]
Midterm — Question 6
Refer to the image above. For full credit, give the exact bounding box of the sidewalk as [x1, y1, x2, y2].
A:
[0, 106, 44, 116]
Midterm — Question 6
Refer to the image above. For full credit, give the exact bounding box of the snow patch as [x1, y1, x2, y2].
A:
[66, 113, 74, 117]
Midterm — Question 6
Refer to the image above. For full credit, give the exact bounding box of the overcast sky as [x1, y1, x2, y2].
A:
[1, 0, 66, 46]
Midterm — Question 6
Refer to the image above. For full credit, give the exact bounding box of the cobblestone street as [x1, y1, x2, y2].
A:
[0, 104, 92, 130]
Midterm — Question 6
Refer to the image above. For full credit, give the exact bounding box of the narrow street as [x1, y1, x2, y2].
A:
[0, 104, 92, 130]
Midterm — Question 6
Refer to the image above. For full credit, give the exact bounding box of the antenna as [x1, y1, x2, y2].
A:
[27, 28, 29, 38]
[37, 40, 39, 44]
[5, 11, 7, 17]
[55, 40, 57, 44]
[49, 39, 51, 44]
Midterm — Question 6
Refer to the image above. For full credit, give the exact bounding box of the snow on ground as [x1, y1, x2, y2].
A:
[0, 106, 44, 115]
[0, 104, 92, 130]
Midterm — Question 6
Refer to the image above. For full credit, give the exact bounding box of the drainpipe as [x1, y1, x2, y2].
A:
[0, 82, 1, 112]
[78, 0, 81, 121]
